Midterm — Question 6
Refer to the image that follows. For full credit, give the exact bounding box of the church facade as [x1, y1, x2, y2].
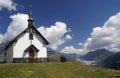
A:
[4, 10, 49, 63]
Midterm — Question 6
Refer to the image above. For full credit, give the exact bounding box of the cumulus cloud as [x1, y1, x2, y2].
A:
[83, 12, 120, 52]
[61, 12, 120, 55]
[0, 13, 71, 50]
[78, 42, 83, 46]
[65, 34, 72, 40]
[0, 13, 28, 43]
[0, 0, 17, 11]
[61, 46, 83, 54]
[37, 22, 72, 50]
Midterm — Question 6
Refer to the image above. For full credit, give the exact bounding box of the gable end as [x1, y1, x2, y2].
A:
[4, 26, 49, 50]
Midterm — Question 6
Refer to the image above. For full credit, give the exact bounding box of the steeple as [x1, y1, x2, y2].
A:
[28, 5, 34, 27]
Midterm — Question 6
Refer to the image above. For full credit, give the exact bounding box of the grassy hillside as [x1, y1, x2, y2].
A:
[0, 62, 119, 78]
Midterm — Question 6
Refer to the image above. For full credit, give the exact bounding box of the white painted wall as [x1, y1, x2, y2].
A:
[13, 33, 30, 58]
[6, 28, 48, 63]
[13, 32, 47, 58]
[32, 33, 47, 58]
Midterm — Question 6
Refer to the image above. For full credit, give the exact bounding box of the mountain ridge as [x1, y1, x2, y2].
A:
[101, 52, 120, 69]
[80, 48, 113, 61]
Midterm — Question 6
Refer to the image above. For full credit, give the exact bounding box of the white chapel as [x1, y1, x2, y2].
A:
[4, 9, 49, 63]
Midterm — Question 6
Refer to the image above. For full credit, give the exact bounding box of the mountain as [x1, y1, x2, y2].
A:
[47, 48, 75, 62]
[66, 53, 80, 59]
[0, 42, 10, 54]
[0, 42, 9, 62]
[47, 48, 62, 62]
[101, 52, 120, 69]
[80, 49, 113, 61]
[0, 43, 5, 54]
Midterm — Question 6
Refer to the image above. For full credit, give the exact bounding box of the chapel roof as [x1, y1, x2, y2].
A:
[4, 9, 49, 50]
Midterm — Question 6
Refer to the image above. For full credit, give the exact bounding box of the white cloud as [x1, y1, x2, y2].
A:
[61, 12, 120, 55]
[0, 0, 17, 11]
[0, 13, 28, 43]
[82, 12, 120, 52]
[61, 46, 83, 54]
[37, 22, 71, 50]
[78, 42, 83, 46]
[65, 34, 72, 40]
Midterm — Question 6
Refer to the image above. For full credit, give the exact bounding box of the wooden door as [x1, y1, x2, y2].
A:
[29, 48, 34, 62]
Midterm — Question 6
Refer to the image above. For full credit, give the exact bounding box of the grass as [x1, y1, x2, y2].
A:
[0, 62, 119, 78]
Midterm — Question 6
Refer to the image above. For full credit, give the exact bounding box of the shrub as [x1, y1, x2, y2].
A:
[60, 54, 66, 63]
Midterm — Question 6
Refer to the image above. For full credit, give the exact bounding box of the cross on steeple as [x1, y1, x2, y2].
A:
[29, 5, 33, 19]
[28, 5, 34, 27]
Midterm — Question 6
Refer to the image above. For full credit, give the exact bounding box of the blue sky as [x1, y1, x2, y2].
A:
[1, 0, 120, 54]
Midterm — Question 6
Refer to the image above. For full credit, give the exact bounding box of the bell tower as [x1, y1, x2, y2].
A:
[28, 6, 34, 27]
[27, 6, 34, 41]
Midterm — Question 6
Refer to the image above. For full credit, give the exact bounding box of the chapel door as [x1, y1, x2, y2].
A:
[29, 48, 34, 62]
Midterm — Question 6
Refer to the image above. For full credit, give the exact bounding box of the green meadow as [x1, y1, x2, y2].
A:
[0, 62, 119, 78]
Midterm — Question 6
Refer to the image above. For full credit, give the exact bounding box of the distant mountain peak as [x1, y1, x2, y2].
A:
[80, 48, 113, 61]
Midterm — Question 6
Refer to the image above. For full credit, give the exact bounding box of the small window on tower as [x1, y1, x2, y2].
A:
[29, 33, 33, 40]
